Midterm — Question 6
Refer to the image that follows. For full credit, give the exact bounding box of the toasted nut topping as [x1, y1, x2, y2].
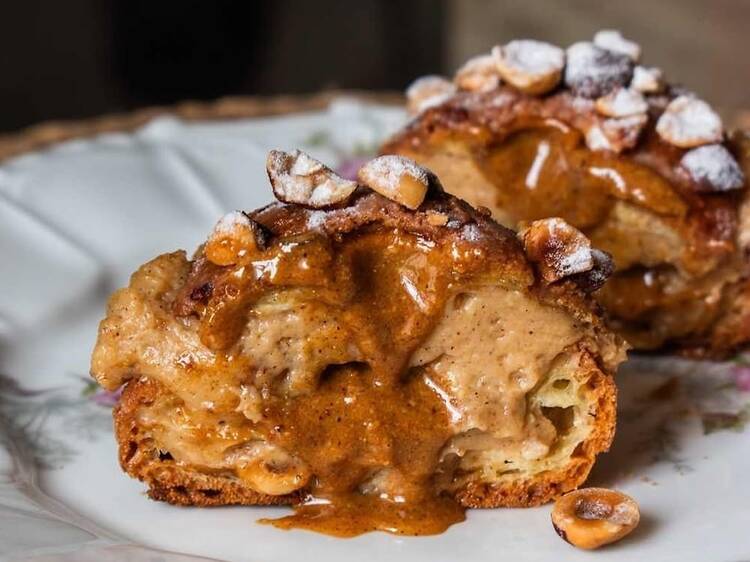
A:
[564, 42, 634, 99]
[585, 114, 648, 153]
[492, 40, 565, 95]
[595, 87, 647, 118]
[630, 65, 665, 94]
[519, 218, 612, 290]
[454, 53, 502, 93]
[585, 124, 612, 152]
[266, 149, 357, 208]
[205, 211, 269, 266]
[226, 441, 311, 496]
[406, 75, 457, 115]
[593, 29, 641, 61]
[552, 488, 640, 550]
[358, 155, 432, 209]
[656, 95, 723, 148]
[577, 249, 615, 292]
[680, 144, 745, 192]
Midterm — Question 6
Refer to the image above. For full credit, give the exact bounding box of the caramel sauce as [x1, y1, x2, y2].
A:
[262, 494, 466, 537]
[474, 122, 687, 230]
[175, 228, 499, 536]
[258, 364, 466, 536]
[447, 120, 740, 347]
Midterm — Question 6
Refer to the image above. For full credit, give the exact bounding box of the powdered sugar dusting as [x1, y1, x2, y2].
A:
[359, 155, 429, 191]
[458, 89, 514, 111]
[556, 244, 594, 276]
[680, 144, 745, 192]
[630, 65, 664, 93]
[400, 31, 737, 176]
[520, 218, 601, 284]
[595, 87, 647, 117]
[496, 40, 564, 74]
[212, 211, 251, 236]
[593, 29, 641, 61]
[571, 96, 596, 112]
[564, 41, 633, 98]
[460, 223, 483, 242]
[206, 210, 266, 265]
[454, 53, 502, 93]
[585, 125, 612, 151]
[307, 178, 350, 206]
[266, 149, 357, 208]
[306, 210, 328, 230]
[548, 218, 594, 276]
[357, 155, 430, 209]
[604, 114, 648, 151]
[656, 95, 723, 148]
[289, 151, 324, 176]
[305, 206, 362, 231]
[492, 40, 564, 94]
[586, 114, 648, 153]
[406, 75, 457, 115]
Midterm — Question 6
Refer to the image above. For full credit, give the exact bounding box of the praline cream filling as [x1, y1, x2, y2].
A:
[94, 250, 605, 496]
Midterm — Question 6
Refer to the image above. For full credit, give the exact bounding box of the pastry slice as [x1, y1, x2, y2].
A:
[91, 151, 626, 537]
[383, 31, 750, 356]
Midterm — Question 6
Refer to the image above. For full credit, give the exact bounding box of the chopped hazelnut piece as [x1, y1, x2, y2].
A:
[585, 125, 612, 152]
[492, 40, 565, 95]
[205, 211, 268, 266]
[357, 155, 432, 209]
[656, 95, 723, 148]
[225, 441, 311, 496]
[522, 218, 592, 280]
[630, 65, 665, 94]
[564, 42, 634, 99]
[406, 75, 457, 115]
[595, 87, 647, 118]
[585, 114, 648, 153]
[680, 144, 745, 192]
[266, 149, 357, 208]
[593, 29, 641, 61]
[454, 53, 502, 93]
[520, 218, 613, 291]
[576, 249, 615, 293]
[552, 488, 640, 550]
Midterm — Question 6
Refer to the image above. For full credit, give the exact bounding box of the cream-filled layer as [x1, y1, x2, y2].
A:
[98, 253, 604, 495]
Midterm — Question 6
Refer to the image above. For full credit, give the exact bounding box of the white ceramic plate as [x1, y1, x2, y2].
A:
[2, 98, 750, 562]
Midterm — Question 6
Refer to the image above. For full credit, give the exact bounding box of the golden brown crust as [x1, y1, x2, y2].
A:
[176, 188, 536, 316]
[454, 351, 617, 507]
[115, 378, 303, 507]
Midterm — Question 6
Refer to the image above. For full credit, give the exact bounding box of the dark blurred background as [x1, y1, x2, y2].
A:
[0, 0, 747, 132]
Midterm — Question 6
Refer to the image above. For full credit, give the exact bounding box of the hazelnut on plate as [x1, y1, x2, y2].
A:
[552, 488, 640, 550]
